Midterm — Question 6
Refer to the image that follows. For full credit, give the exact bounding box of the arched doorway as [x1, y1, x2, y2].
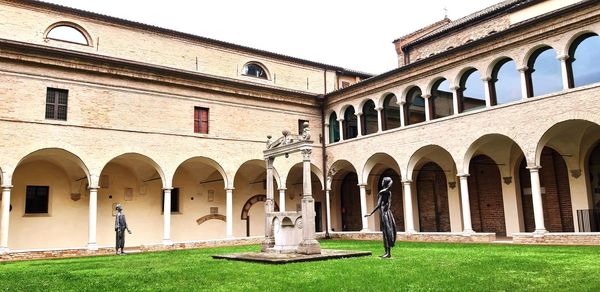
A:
[416, 162, 450, 232]
[519, 147, 574, 232]
[468, 155, 506, 236]
[341, 173, 361, 231]
[377, 169, 404, 232]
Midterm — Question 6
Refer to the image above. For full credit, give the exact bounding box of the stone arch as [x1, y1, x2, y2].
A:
[534, 118, 600, 166]
[100, 152, 167, 188]
[452, 66, 482, 89]
[285, 162, 324, 190]
[44, 21, 93, 46]
[361, 153, 401, 185]
[407, 144, 457, 182]
[233, 159, 282, 188]
[376, 91, 399, 109]
[14, 148, 92, 187]
[357, 97, 377, 114]
[520, 43, 558, 69]
[172, 156, 229, 189]
[462, 134, 526, 174]
[240, 194, 279, 236]
[563, 29, 600, 58]
[485, 55, 518, 80]
[425, 76, 451, 96]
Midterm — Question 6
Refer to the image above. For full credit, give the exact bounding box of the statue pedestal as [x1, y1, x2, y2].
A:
[297, 239, 321, 255]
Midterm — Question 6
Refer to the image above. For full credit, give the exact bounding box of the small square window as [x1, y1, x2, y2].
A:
[298, 119, 309, 135]
[45, 88, 68, 121]
[25, 186, 49, 214]
[341, 81, 351, 88]
[194, 107, 209, 134]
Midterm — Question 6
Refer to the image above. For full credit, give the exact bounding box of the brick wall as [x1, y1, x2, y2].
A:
[468, 155, 506, 236]
[416, 162, 450, 232]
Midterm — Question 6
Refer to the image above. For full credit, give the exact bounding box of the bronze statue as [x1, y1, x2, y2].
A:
[365, 177, 396, 258]
[114, 204, 132, 255]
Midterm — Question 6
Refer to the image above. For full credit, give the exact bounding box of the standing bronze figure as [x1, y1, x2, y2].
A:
[365, 177, 397, 258]
[115, 204, 132, 255]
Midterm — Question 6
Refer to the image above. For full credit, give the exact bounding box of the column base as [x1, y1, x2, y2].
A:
[261, 237, 275, 252]
[0, 247, 9, 254]
[360, 228, 370, 232]
[462, 229, 476, 236]
[533, 229, 547, 237]
[405, 229, 417, 235]
[162, 239, 173, 246]
[297, 239, 321, 255]
[87, 243, 98, 251]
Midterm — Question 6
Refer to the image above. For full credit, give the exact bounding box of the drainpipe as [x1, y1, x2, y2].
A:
[322, 69, 330, 239]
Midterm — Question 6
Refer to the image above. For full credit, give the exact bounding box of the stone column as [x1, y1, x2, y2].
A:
[262, 157, 275, 251]
[451, 85, 460, 115]
[278, 188, 286, 212]
[0, 185, 12, 254]
[527, 166, 547, 234]
[88, 187, 99, 250]
[458, 174, 474, 234]
[423, 94, 432, 121]
[298, 148, 320, 254]
[163, 188, 173, 245]
[402, 180, 416, 234]
[375, 106, 383, 132]
[325, 188, 332, 233]
[225, 187, 234, 238]
[482, 76, 492, 107]
[399, 101, 406, 127]
[518, 66, 529, 99]
[557, 54, 571, 90]
[356, 112, 363, 136]
[358, 184, 369, 231]
[337, 118, 345, 141]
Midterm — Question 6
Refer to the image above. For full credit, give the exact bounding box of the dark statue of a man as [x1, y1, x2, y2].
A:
[115, 204, 132, 255]
[365, 177, 397, 258]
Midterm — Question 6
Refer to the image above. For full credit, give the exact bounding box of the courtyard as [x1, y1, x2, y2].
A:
[1, 240, 598, 291]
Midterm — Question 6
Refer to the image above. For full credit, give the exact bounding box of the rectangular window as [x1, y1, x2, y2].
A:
[194, 107, 209, 134]
[45, 88, 68, 120]
[163, 188, 180, 213]
[25, 186, 49, 214]
[341, 81, 351, 88]
[298, 119, 309, 135]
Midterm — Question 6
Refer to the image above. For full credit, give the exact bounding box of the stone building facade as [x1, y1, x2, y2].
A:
[1, 0, 600, 258]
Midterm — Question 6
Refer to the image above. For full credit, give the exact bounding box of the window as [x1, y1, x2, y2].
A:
[405, 87, 426, 125]
[241, 63, 268, 79]
[45, 88, 68, 120]
[341, 81, 351, 88]
[46, 24, 89, 45]
[458, 69, 486, 112]
[568, 34, 600, 88]
[430, 79, 453, 119]
[361, 100, 378, 135]
[328, 112, 340, 143]
[527, 47, 562, 97]
[194, 107, 209, 134]
[25, 186, 49, 214]
[491, 58, 521, 105]
[343, 106, 358, 139]
[382, 94, 400, 130]
[163, 188, 180, 213]
[298, 119, 309, 135]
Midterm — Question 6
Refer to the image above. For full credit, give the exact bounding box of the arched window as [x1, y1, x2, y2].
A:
[328, 112, 340, 143]
[46, 24, 89, 45]
[568, 33, 600, 87]
[491, 58, 521, 105]
[361, 100, 378, 135]
[241, 63, 268, 79]
[405, 87, 426, 126]
[458, 69, 485, 112]
[430, 79, 453, 119]
[527, 47, 562, 97]
[382, 94, 400, 130]
[343, 106, 358, 140]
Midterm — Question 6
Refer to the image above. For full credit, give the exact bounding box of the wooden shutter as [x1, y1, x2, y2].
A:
[194, 107, 209, 134]
[194, 107, 200, 133]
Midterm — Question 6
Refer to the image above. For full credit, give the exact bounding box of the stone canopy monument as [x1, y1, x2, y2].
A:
[263, 122, 320, 254]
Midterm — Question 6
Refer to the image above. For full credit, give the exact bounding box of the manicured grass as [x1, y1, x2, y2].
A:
[1, 240, 600, 291]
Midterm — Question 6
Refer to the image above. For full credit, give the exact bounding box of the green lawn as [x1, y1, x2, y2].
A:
[1, 240, 599, 291]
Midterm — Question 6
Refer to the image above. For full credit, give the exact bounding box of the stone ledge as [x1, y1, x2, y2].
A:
[212, 249, 371, 264]
[324, 232, 496, 243]
[512, 232, 600, 245]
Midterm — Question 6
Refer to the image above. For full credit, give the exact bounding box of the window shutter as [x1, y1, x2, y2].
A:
[200, 108, 209, 134]
[194, 107, 200, 133]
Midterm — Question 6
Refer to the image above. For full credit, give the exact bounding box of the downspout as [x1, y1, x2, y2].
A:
[322, 69, 330, 239]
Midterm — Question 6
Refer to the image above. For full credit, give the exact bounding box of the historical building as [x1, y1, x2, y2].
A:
[1, 0, 600, 258]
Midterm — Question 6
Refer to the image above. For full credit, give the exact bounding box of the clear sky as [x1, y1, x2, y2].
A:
[44, 0, 501, 74]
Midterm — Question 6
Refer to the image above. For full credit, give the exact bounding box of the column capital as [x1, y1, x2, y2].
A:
[224, 187, 235, 191]
[357, 183, 368, 188]
[457, 173, 470, 178]
[517, 66, 529, 73]
[481, 76, 492, 82]
[402, 179, 413, 184]
[450, 85, 460, 91]
[278, 188, 287, 191]
[375, 106, 383, 111]
[162, 188, 173, 191]
[355, 112, 363, 116]
[422, 93, 432, 99]
[1, 185, 13, 190]
[337, 118, 345, 122]
[526, 165, 542, 171]
[556, 54, 569, 61]
[88, 186, 100, 191]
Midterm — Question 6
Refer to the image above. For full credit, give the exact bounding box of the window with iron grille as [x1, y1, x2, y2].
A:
[25, 186, 49, 214]
[194, 107, 209, 134]
[45, 88, 68, 120]
[162, 188, 180, 213]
